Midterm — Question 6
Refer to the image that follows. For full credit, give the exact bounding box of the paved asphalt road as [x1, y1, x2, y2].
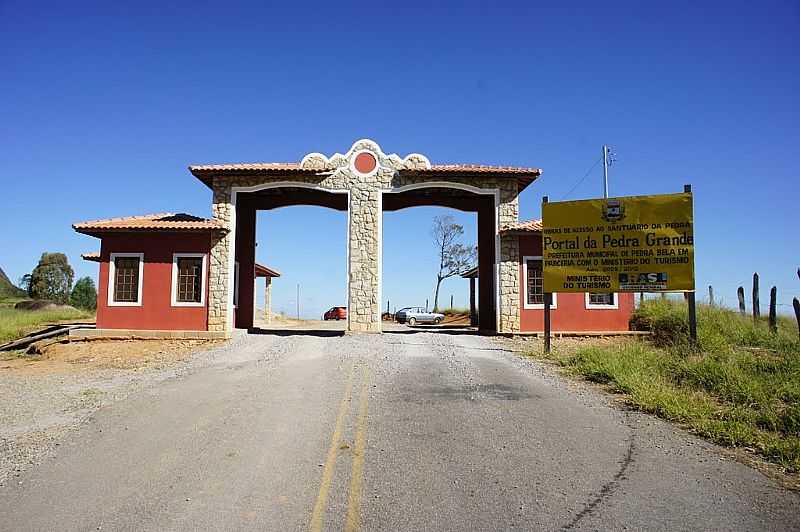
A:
[1, 329, 798, 531]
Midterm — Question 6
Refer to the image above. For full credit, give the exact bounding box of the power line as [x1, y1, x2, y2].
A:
[560, 157, 603, 200]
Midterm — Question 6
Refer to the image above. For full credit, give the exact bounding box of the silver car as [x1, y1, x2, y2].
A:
[394, 307, 444, 326]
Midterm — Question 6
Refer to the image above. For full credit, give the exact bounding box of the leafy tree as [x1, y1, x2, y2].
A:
[29, 253, 74, 304]
[69, 276, 97, 311]
[431, 216, 477, 312]
[18, 274, 32, 295]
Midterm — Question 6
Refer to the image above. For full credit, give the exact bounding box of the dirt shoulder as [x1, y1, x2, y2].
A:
[0, 338, 223, 486]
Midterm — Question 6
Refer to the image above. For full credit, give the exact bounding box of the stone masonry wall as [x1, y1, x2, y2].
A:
[209, 182, 232, 333]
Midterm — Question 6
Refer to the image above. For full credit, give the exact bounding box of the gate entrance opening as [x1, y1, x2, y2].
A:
[382, 187, 495, 332]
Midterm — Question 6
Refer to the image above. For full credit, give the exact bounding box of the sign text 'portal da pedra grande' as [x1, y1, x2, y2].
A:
[542, 192, 695, 293]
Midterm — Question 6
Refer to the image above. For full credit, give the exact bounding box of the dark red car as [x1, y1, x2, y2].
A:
[323, 306, 347, 320]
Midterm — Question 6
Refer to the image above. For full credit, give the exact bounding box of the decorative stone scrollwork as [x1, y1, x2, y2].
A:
[300, 139, 431, 174]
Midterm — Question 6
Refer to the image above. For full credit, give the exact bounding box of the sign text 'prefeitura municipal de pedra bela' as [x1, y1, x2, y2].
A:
[542, 192, 695, 293]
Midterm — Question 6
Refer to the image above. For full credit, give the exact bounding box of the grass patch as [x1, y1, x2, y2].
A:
[441, 307, 470, 316]
[0, 296, 28, 309]
[531, 300, 800, 472]
[0, 306, 93, 344]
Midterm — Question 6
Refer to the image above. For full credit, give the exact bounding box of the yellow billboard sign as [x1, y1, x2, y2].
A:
[542, 192, 694, 293]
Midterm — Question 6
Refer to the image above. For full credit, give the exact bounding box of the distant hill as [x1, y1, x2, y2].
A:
[0, 266, 26, 298]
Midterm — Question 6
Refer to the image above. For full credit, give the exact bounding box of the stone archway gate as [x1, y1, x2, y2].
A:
[189, 139, 541, 336]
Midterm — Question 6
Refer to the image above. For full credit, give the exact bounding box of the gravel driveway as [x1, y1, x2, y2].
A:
[1, 330, 798, 531]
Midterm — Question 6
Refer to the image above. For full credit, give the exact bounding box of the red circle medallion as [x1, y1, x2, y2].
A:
[354, 152, 377, 174]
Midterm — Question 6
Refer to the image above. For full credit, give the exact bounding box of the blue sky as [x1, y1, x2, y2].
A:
[2, 1, 798, 317]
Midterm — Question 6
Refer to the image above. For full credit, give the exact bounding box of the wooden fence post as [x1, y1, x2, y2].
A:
[708, 285, 715, 306]
[752, 273, 760, 321]
[796, 268, 800, 339]
[769, 287, 777, 334]
[688, 291, 698, 345]
[737, 287, 746, 315]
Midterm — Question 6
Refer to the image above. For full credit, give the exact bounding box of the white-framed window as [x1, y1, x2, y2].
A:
[171, 253, 207, 307]
[233, 261, 240, 308]
[108, 253, 144, 307]
[585, 292, 619, 309]
[523, 256, 557, 309]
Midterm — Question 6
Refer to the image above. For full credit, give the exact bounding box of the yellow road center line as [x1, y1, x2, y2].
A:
[310, 364, 355, 532]
[345, 365, 371, 532]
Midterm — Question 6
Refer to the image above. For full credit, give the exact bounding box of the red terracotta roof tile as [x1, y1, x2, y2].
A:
[73, 213, 226, 236]
[189, 162, 307, 172]
[189, 161, 541, 176]
[81, 252, 101, 262]
[255, 263, 281, 278]
[500, 219, 542, 234]
[423, 164, 541, 175]
[188, 161, 542, 190]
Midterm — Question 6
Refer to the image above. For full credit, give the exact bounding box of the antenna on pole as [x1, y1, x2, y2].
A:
[602, 145, 616, 198]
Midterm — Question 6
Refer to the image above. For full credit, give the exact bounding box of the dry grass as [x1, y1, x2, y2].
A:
[0, 306, 93, 344]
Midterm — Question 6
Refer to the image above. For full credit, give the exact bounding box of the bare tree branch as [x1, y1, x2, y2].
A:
[431, 215, 477, 311]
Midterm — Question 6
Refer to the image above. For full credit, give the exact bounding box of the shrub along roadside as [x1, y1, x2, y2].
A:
[531, 300, 800, 472]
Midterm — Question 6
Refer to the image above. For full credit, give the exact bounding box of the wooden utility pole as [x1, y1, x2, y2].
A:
[737, 287, 746, 315]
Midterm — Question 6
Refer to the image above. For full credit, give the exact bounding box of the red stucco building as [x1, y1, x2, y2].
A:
[506, 220, 634, 332]
[73, 140, 633, 337]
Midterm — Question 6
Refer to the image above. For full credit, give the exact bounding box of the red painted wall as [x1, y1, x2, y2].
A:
[518, 234, 634, 332]
[96, 233, 211, 331]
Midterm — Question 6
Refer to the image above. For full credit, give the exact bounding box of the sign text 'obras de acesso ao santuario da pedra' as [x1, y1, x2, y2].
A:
[542, 192, 695, 293]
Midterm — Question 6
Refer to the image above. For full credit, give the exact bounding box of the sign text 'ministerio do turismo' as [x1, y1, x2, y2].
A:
[542, 192, 695, 293]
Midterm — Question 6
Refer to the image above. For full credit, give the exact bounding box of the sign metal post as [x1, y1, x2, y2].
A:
[543, 195, 551, 354]
[684, 184, 697, 344]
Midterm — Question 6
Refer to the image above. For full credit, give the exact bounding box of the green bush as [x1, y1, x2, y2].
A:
[630, 299, 690, 347]
[69, 277, 97, 311]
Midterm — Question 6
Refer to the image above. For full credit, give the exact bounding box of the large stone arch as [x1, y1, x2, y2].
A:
[197, 139, 530, 336]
